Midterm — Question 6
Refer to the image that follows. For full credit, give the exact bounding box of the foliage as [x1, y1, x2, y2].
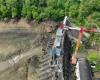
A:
[0, 0, 99, 26]
[0, 0, 99, 23]
[87, 50, 100, 71]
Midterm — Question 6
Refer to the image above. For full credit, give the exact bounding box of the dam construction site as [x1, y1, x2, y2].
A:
[0, 17, 99, 80]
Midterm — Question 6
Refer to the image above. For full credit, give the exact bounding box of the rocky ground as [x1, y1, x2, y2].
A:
[0, 20, 43, 80]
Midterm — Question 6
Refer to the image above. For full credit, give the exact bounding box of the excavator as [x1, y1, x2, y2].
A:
[41, 16, 100, 80]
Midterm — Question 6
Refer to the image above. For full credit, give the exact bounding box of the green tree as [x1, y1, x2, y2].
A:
[32, 6, 38, 19]
[22, 0, 32, 20]
[11, 0, 18, 18]
[68, 4, 79, 18]
[0, 0, 8, 18]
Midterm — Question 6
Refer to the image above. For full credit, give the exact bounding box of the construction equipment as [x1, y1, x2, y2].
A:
[40, 16, 100, 80]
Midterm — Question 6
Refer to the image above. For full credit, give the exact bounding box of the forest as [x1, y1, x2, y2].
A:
[0, 0, 99, 26]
